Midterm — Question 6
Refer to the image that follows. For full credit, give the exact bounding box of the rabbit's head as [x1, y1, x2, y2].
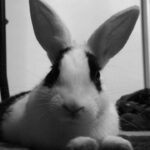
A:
[29, 0, 139, 126]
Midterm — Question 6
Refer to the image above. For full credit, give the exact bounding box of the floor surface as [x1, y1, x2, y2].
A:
[0, 133, 150, 150]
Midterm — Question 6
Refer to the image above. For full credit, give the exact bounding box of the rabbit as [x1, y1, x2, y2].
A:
[0, 0, 139, 150]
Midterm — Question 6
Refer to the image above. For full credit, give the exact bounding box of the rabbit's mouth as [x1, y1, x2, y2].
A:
[62, 104, 85, 120]
[59, 108, 97, 127]
[65, 111, 82, 121]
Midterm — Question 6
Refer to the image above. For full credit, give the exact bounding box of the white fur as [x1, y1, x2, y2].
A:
[60, 47, 90, 86]
[2, 89, 119, 149]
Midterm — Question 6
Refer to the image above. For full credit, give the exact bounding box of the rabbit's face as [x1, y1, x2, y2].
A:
[39, 46, 106, 125]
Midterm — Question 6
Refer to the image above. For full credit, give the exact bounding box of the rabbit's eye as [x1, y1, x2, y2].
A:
[44, 64, 60, 88]
[43, 47, 71, 88]
[95, 71, 100, 81]
[93, 71, 101, 91]
[86, 52, 102, 91]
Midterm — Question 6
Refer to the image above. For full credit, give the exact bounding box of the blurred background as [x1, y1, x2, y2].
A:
[5, 0, 149, 102]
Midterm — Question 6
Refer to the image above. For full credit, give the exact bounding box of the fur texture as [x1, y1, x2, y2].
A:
[2, 47, 119, 149]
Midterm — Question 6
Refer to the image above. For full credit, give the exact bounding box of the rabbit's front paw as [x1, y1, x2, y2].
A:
[66, 137, 98, 150]
[101, 136, 133, 150]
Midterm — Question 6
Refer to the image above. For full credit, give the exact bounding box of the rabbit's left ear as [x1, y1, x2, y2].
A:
[29, 0, 71, 64]
[87, 6, 139, 68]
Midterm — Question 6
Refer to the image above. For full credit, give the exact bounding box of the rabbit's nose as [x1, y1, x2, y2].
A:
[62, 104, 84, 118]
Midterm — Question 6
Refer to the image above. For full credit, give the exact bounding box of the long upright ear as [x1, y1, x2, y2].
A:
[87, 6, 139, 68]
[29, 0, 71, 64]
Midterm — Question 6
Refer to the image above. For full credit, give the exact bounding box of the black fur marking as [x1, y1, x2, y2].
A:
[44, 47, 71, 88]
[0, 91, 30, 140]
[86, 52, 102, 91]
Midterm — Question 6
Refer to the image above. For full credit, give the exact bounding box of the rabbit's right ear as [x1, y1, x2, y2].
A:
[29, 0, 71, 64]
[87, 6, 139, 69]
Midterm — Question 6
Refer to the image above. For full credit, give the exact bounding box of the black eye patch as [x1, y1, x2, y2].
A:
[86, 52, 102, 92]
[43, 47, 71, 88]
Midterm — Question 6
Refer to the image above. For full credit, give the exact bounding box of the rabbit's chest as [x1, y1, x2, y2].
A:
[23, 114, 98, 149]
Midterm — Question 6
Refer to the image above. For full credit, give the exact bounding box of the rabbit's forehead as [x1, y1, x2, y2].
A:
[60, 47, 90, 84]
[43, 46, 101, 91]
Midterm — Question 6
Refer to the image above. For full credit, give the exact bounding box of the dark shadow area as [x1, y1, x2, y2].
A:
[117, 89, 150, 131]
